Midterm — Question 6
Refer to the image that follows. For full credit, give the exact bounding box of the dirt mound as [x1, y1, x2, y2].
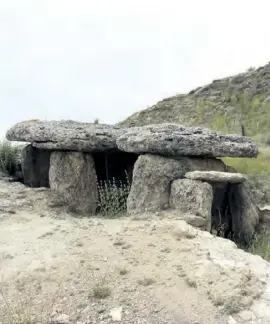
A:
[1, 178, 270, 324]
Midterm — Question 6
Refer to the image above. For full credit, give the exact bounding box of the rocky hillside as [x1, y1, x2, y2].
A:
[118, 63, 270, 138]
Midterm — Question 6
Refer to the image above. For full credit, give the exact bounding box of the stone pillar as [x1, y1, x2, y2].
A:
[127, 154, 225, 214]
[228, 183, 259, 247]
[169, 179, 213, 231]
[22, 145, 51, 187]
[49, 151, 98, 214]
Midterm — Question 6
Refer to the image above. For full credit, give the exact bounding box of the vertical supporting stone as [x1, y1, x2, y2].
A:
[127, 154, 225, 214]
[22, 145, 51, 187]
[169, 179, 213, 231]
[228, 183, 259, 247]
[49, 151, 98, 214]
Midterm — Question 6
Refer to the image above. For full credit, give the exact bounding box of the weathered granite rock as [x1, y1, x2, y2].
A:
[185, 170, 247, 183]
[116, 123, 258, 157]
[6, 120, 119, 152]
[127, 154, 225, 214]
[181, 214, 209, 228]
[228, 183, 260, 247]
[169, 179, 213, 230]
[21, 145, 51, 187]
[258, 205, 270, 228]
[49, 151, 98, 213]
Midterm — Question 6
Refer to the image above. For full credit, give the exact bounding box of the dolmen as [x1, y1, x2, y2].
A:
[6, 120, 259, 246]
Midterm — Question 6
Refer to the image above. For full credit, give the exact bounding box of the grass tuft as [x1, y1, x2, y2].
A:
[119, 268, 129, 275]
[137, 277, 155, 286]
[92, 284, 111, 299]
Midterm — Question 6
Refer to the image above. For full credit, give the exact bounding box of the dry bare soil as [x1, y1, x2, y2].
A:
[1, 177, 270, 324]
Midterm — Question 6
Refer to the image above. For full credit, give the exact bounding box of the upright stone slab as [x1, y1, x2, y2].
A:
[127, 154, 225, 214]
[169, 179, 213, 231]
[228, 183, 259, 247]
[49, 151, 98, 214]
[22, 145, 51, 187]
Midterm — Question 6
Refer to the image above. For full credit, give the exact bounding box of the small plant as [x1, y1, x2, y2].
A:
[223, 300, 241, 314]
[119, 268, 129, 275]
[185, 277, 197, 288]
[138, 277, 155, 286]
[96, 173, 131, 217]
[92, 284, 111, 299]
[0, 140, 20, 175]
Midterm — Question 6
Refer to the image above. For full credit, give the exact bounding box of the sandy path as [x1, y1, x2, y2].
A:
[1, 209, 227, 324]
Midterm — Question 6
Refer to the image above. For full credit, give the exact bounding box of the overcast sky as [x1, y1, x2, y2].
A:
[1, 0, 270, 139]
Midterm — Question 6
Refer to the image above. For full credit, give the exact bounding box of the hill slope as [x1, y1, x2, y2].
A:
[118, 63, 270, 138]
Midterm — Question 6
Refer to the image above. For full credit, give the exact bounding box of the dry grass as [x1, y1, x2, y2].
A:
[92, 284, 111, 299]
[185, 278, 197, 288]
[137, 277, 155, 286]
[96, 174, 131, 217]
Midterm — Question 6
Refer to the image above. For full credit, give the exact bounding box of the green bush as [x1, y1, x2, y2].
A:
[96, 174, 131, 217]
[0, 140, 20, 175]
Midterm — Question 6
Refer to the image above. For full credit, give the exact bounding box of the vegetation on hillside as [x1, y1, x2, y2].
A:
[196, 92, 270, 138]
[118, 62, 270, 139]
[0, 140, 20, 175]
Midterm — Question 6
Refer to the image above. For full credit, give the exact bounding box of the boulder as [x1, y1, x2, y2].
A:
[258, 205, 270, 233]
[228, 183, 260, 247]
[185, 170, 247, 183]
[169, 179, 213, 230]
[6, 120, 119, 152]
[21, 145, 51, 187]
[49, 151, 98, 213]
[182, 214, 209, 228]
[116, 123, 258, 157]
[127, 154, 225, 214]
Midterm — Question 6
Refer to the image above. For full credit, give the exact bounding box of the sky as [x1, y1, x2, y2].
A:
[1, 0, 270, 139]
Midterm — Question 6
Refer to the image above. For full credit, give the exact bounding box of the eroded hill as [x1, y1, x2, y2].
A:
[118, 63, 270, 138]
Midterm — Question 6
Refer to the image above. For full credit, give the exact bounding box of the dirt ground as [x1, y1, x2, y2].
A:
[0, 177, 269, 324]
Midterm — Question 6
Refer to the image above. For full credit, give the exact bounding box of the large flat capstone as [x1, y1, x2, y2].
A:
[185, 171, 247, 183]
[116, 123, 258, 158]
[6, 120, 120, 152]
